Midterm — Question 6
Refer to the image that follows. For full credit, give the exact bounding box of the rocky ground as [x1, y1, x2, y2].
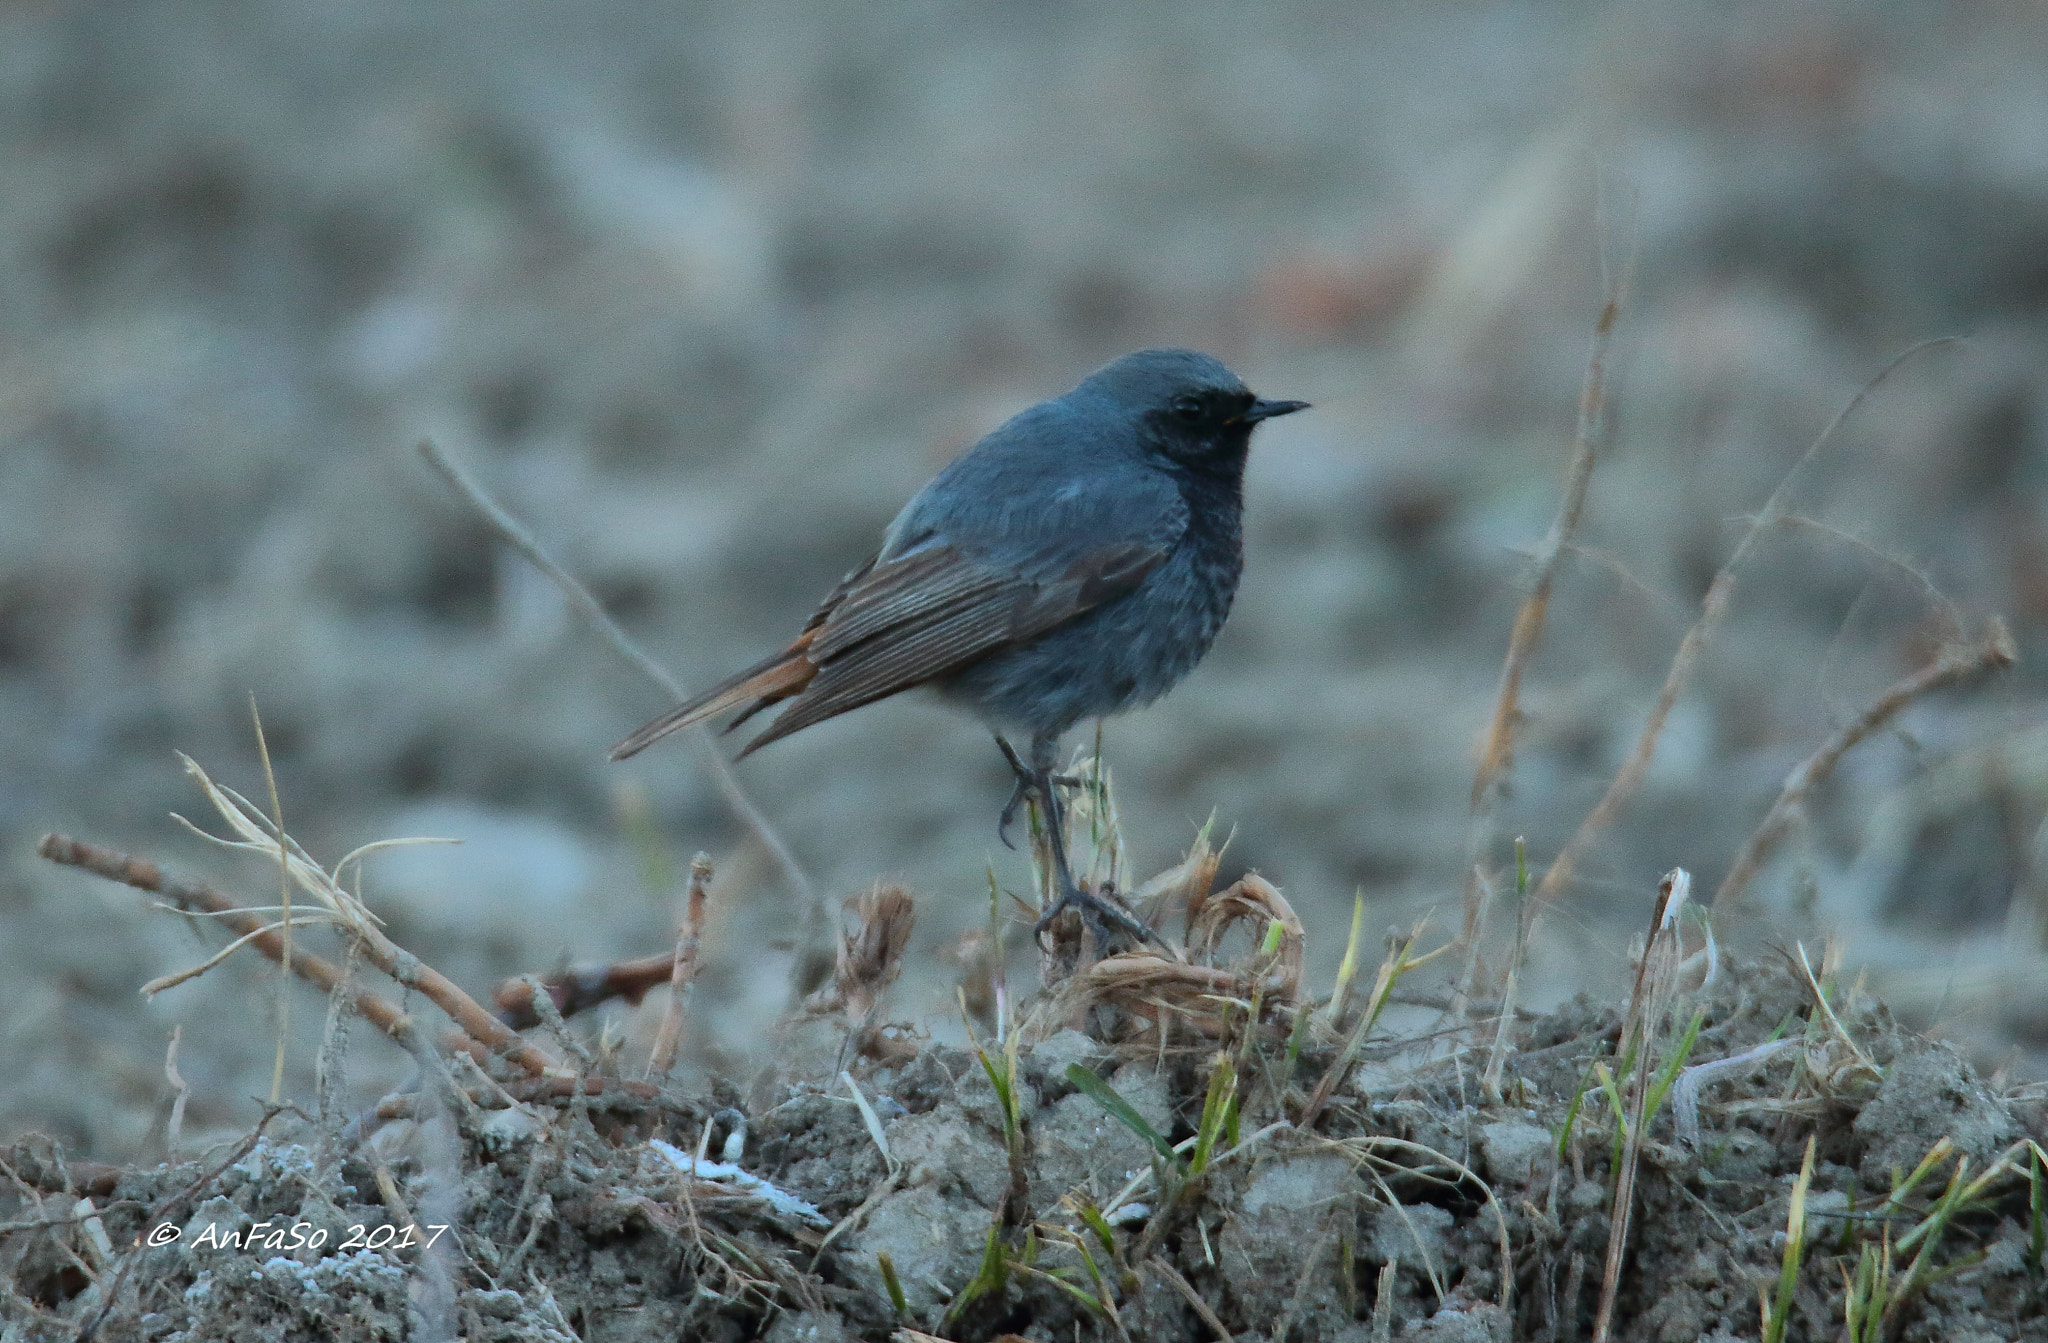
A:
[4, 867, 2043, 1341]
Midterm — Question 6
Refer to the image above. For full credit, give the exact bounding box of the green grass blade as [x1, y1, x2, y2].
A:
[1067, 1064, 1181, 1169]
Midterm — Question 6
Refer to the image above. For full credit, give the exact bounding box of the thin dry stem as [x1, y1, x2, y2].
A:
[38, 832, 553, 1078]
[1592, 867, 1691, 1343]
[649, 853, 714, 1079]
[415, 438, 828, 994]
[1532, 337, 1962, 913]
[1147, 1257, 1232, 1343]
[162, 1027, 189, 1163]
[1459, 227, 1634, 995]
[1712, 619, 2014, 908]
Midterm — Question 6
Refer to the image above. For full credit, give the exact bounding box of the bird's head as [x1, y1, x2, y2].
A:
[1078, 347, 1309, 475]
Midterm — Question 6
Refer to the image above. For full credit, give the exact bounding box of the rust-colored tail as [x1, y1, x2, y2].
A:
[608, 641, 817, 761]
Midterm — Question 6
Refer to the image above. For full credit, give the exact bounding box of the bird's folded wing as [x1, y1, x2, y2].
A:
[609, 532, 1173, 762]
[733, 536, 1170, 754]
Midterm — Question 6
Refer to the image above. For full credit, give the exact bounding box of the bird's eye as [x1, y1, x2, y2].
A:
[1170, 395, 1204, 422]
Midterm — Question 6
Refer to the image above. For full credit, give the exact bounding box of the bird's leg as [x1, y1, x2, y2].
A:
[1007, 732, 1163, 953]
[994, 736, 1083, 851]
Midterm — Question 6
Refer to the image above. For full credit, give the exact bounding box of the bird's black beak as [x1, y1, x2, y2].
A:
[1243, 398, 1311, 423]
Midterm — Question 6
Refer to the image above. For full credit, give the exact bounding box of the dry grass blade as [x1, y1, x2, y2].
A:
[1532, 337, 1963, 913]
[1591, 867, 1691, 1343]
[162, 1027, 189, 1163]
[414, 438, 828, 994]
[1712, 618, 2015, 908]
[170, 752, 389, 936]
[1147, 1257, 1231, 1343]
[173, 754, 557, 1076]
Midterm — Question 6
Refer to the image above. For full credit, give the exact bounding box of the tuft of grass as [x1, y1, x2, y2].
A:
[1299, 922, 1448, 1128]
[1323, 891, 1368, 1029]
[943, 1223, 1011, 1326]
[1188, 1053, 1237, 1178]
[964, 995, 1029, 1224]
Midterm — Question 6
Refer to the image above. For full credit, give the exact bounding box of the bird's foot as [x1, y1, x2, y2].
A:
[1034, 882, 1166, 955]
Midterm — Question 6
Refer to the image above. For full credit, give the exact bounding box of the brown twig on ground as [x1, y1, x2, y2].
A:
[650, 853, 715, 1078]
[1457, 225, 1634, 990]
[1530, 337, 1963, 914]
[492, 953, 681, 1029]
[414, 440, 830, 997]
[1712, 619, 2016, 909]
[37, 832, 553, 1078]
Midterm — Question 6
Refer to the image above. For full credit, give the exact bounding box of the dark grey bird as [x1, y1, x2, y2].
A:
[610, 348, 1308, 942]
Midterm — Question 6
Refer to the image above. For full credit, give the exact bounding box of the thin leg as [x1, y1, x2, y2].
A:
[997, 732, 1163, 952]
[995, 736, 1082, 850]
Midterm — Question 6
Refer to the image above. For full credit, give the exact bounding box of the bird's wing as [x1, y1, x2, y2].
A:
[735, 531, 1171, 753]
[607, 526, 1176, 761]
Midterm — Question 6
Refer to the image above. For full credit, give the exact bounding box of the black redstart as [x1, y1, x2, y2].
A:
[611, 347, 1308, 942]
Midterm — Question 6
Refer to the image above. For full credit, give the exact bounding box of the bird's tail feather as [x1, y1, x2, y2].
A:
[607, 647, 815, 761]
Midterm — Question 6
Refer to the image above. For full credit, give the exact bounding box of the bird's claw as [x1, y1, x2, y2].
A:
[996, 771, 1087, 850]
[1033, 885, 1166, 955]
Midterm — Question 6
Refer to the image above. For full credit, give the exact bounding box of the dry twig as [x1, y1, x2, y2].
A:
[414, 440, 829, 994]
[492, 953, 679, 1028]
[1711, 619, 2015, 908]
[37, 832, 552, 1078]
[1532, 338, 1962, 913]
[1458, 214, 1634, 1000]
[649, 853, 715, 1078]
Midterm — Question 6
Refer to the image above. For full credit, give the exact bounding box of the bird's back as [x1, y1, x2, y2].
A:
[923, 392, 1246, 738]
[882, 392, 1184, 570]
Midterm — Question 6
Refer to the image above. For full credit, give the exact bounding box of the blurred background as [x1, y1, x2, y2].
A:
[6, 0, 2048, 1156]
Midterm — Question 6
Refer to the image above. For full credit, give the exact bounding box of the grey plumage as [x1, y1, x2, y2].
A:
[609, 346, 1306, 762]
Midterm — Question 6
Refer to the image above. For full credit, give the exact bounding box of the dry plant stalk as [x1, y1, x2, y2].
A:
[649, 853, 715, 1078]
[40, 834, 415, 1057]
[798, 883, 917, 1063]
[1461, 234, 1634, 950]
[1591, 867, 1691, 1343]
[1712, 618, 2015, 908]
[491, 952, 681, 1029]
[41, 760, 557, 1079]
[414, 439, 830, 994]
[1532, 338, 1962, 914]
